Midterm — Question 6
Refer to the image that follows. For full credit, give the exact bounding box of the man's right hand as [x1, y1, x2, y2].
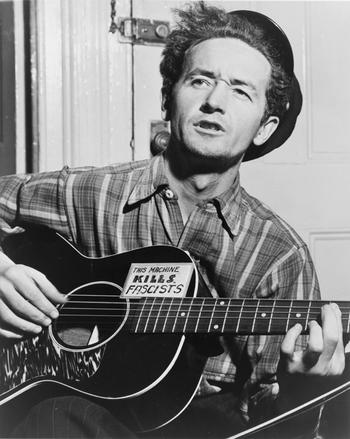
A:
[0, 261, 66, 339]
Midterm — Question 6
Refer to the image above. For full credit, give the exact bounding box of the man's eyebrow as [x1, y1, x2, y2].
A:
[186, 68, 257, 92]
[230, 78, 257, 92]
[186, 68, 217, 79]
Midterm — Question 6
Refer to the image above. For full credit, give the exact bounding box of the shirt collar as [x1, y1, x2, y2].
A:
[126, 154, 169, 206]
[127, 153, 242, 236]
[211, 174, 242, 236]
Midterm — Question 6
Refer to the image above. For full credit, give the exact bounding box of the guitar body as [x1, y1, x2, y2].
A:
[0, 228, 207, 432]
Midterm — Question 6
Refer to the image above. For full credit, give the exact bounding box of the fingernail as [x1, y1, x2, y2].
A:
[331, 303, 340, 312]
[50, 309, 59, 319]
[34, 325, 42, 334]
[43, 318, 52, 326]
[292, 323, 303, 333]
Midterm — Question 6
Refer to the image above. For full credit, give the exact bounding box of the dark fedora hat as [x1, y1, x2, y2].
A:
[228, 10, 303, 162]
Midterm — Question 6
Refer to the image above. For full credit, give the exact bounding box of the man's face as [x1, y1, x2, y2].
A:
[168, 38, 276, 163]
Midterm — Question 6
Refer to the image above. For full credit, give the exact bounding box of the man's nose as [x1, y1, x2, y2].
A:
[200, 82, 228, 114]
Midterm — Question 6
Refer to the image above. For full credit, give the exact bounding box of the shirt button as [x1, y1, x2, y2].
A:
[164, 189, 174, 199]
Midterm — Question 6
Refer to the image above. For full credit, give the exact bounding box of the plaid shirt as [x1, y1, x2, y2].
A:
[0, 153, 320, 422]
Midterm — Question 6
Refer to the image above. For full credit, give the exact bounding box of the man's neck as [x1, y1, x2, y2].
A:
[164, 146, 241, 223]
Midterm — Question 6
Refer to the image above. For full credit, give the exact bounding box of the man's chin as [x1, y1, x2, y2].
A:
[182, 144, 244, 171]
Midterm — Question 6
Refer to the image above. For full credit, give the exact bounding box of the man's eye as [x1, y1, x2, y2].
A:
[232, 88, 251, 100]
[191, 77, 211, 87]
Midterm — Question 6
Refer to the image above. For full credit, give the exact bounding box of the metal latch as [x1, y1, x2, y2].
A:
[118, 17, 170, 45]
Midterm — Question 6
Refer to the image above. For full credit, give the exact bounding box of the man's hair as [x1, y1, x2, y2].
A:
[160, 1, 293, 123]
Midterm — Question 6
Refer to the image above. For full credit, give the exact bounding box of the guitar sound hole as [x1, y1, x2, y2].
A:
[51, 281, 128, 351]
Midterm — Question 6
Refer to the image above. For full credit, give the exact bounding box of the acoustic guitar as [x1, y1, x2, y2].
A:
[1, 227, 349, 436]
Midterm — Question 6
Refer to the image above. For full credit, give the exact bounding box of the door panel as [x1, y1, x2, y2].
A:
[0, 1, 16, 176]
[132, 1, 350, 300]
[33, 0, 134, 171]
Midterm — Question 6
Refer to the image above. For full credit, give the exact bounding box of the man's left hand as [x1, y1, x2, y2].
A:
[274, 304, 346, 437]
[279, 303, 345, 378]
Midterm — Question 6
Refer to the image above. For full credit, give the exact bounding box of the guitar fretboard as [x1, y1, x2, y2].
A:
[130, 298, 350, 335]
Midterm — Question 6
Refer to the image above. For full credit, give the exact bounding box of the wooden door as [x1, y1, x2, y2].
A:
[0, 1, 16, 176]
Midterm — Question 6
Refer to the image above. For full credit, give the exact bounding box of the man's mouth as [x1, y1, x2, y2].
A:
[194, 120, 224, 132]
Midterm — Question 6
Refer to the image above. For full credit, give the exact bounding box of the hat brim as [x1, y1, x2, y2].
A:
[243, 73, 303, 162]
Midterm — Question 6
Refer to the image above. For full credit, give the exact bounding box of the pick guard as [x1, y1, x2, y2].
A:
[1, 331, 104, 395]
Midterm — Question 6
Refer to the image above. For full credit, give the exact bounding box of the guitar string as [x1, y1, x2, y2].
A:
[58, 312, 341, 317]
[63, 295, 350, 307]
[66, 301, 349, 307]
[67, 294, 350, 304]
[61, 301, 350, 313]
[57, 316, 350, 323]
[54, 314, 346, 326]
[57, 307, 350, 315]
[54, 318, 349, 325]
[57, 305, 350, 315]
[56, 313, 350, 324]
[58, 303, 350, 311]
[57, 302, 350, 313]
[60, 297, 350, 308]
[55, 297, 350, 324]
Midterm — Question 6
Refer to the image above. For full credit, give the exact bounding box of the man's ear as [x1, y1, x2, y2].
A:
[161, 94, 170, 121]
[253, 116, 279, 146]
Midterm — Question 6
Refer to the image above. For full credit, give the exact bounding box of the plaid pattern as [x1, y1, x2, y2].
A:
[0, 154, 320, 421]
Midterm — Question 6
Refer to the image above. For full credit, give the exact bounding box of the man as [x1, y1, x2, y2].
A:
[0, 2, 346, 438]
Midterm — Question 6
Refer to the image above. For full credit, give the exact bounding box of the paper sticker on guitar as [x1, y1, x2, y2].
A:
[122, 263, 194, 298]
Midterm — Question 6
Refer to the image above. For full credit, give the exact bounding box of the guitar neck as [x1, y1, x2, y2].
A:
[130, 298, 350, 335]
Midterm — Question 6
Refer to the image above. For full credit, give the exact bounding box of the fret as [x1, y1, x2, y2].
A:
[235, 298, 246, 333]
[208, 299, 227, 333]
[285, 300, 292, 332]
[162, 298, 174, 333]
[134, 298, 148, 333]
[253, 299, 271, 334]
[207, 298, 216, 333]
[194, 298, 205, 333]
[267, 300, 299, 334]
[288, 300, 309, 330]
[222, 299, 230, 332]
[184, 297, 203, 332]
[143, 298, 157, 333]
[305, 300, 311, 330]
[173, 298, 191, 333]
[152, 297, 165, 333]
[194, 298, 216, 333]
[182, 297, 193, 332]
[267, 300, 276, 334]
[215, 298, 241, 333]
[238, 299, 263, 333]
[151, 298, 165, 333]
[251, 299, 260, 333]
[269, 300, 290, 333]
[171, 299, 182, 333]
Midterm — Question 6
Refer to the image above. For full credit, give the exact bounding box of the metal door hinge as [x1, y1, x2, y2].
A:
[117, 17, 170, 45]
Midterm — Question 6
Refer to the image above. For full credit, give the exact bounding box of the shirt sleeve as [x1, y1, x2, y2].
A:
[241, 244, 321, 424]
[0, 168, 72, 241]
